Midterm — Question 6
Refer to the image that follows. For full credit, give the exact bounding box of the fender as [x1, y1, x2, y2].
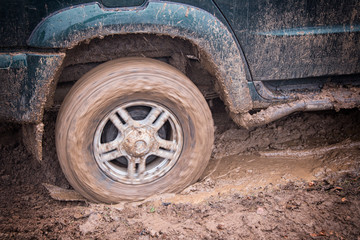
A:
[28, 1, 252, 113]
[0, 53, 65, 123]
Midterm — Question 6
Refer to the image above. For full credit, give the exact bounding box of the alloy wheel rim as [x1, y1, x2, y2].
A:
[93, 101, 183, 184]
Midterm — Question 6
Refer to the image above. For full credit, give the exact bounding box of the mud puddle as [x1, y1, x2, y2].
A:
[132, 140, 360, 206]
[207, 140, 360, 190]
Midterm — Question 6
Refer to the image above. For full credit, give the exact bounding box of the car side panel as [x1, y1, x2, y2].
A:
[0, 53, 65, 122]
[214, 0, 360, 80]
[0, 0, 99, 47]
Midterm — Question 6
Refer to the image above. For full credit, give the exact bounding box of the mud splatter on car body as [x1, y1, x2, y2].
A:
[1, 0, 359, 124]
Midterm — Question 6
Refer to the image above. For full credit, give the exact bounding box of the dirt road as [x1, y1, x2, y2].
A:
[1, 99, 360, 239]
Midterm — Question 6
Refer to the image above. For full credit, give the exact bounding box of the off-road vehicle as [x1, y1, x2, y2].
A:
[1, 0, 359, 203]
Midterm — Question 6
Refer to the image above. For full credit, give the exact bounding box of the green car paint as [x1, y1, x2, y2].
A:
[0, 54, 27, 69]
[102, 0, 146, 7]
[214, 0, 360, 80]
[0, 53, 65, 122]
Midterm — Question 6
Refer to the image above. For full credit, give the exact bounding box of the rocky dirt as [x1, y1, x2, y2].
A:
[1, 99, 360, 239]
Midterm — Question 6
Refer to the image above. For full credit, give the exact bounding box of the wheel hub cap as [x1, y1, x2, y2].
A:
[123, 129, 153, 157]
[93, 101, 183, 184]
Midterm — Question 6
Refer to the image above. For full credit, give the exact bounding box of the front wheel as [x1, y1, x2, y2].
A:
[55, 58, 214, 203]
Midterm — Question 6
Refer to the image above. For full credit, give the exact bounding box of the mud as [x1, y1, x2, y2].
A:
[231, 86, 360, 129]
[1, 99, 360, 239]
[54, 34, 218, 108]
[0, 53, 65, 123]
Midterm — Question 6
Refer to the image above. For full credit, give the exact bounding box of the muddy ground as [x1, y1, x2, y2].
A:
[1, 99, 360, 239]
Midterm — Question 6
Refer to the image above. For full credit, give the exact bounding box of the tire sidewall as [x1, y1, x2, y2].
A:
[59, 65, 213, 202]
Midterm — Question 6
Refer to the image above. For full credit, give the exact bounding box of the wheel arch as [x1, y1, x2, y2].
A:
[28, 1, 252, 113]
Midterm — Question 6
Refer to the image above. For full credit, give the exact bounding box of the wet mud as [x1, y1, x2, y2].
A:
[0, 99, 360, 239]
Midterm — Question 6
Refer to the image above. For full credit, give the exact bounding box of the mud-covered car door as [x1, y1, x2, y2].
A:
[214, 0, 360, 81]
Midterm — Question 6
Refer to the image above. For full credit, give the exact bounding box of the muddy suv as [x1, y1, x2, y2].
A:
[1, 0, 359, 203]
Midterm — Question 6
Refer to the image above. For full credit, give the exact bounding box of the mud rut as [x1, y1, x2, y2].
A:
[0, 99, 359, 239]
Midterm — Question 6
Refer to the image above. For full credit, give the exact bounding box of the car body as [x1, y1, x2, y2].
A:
[1, 0, 359, 202]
